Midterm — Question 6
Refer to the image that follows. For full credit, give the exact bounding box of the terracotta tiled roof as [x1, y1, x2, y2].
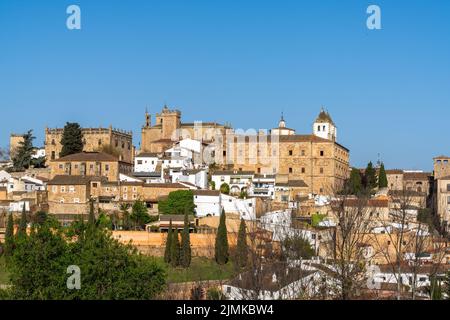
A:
[53, 152, 118, 162]
[276, 180, 308, 188]
[213, 170, 254, 176]
[143, 183, 189, 189]
[403, 172, 431, 180]
[136, 152, 160, 157]
[385, 169, 404, 174]
[193, 190, 220, 196]
[48, 175, 105, 185]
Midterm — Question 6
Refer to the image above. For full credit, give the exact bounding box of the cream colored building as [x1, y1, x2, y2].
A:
[141, 105, 230, 153]
[220, 110, 350, 195]
[45, 126, 133, 163]
[49, 152, 133, 182]
[9, 134, 24, 159]
[433, 156, 450, 231]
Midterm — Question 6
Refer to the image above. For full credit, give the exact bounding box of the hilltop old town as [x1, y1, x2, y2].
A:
[0, 105, 449, 300]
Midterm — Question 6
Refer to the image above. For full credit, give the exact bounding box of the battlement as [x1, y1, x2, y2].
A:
[155, 105, 181, 117]
[45, 126, 132, 137]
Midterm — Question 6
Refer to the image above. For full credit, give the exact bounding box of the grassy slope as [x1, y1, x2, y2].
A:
[155, 257, 235, 283]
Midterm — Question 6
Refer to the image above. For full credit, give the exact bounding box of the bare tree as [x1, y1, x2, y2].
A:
[322, 192, 374, 300]
[369, 187, 447, 300]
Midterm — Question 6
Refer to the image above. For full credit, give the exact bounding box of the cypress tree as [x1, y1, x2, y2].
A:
[60, 122, 84, 157]
[12, 130, 35, 171]
[378, 163, 388, 188]
[215, 209, 229, 265]
[348, 168, 362, 195]
[164, 220, 173, 264]
[445, 272, 450, 298]
[170, 229, 180, 267]
[4, 213, 15, 257]
[364, 161, 377, 191]
[17, 203, 27, 237]
[180, 212, 192, 268]
[236, 218, 248, 268]
[88, 198, 96, 226]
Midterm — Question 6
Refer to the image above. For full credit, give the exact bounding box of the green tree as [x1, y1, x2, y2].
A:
[363, 161, 377, 191]
[235, 218, 248, 269]
[5, 220, 71, 299]
[348, 168, 362, 195]
[164, 220, 173, 264]
[158, 190, 195, 215]
[220, 183, 230, 195]
[215, 209, 229, 265]
[120, 203, 131, 230]
[130, 200, 150, 230]
[60, 122, 84, 157]
[12, 130, 35, 171]
[17, 204, 27, 237]
[2, 219, 167, 300]
[170, 230, 180, 268]
[429, 276, 442, 300]
[445, 271, 450, 299]
[282, 235, 315, 260]
[4, 213, 15, 257]
[210, 181, 216, 190]
[31, 156, 46, 169]
[97, 212, 112, 230]
[378, 162, 388, 188]
[180, 212, 192, 268]
[33, 211, 48, 226]
[88, 198, 96, 226]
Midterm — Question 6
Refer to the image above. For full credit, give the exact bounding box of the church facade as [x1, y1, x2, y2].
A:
[220, 109, 349, 194]
[140, 106, 350, 195]
[45, 126, 134, 164]
[140, 105, 231, 153]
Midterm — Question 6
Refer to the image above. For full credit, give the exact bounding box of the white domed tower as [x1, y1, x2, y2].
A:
[271, 112, 296, 136]
[313, 107, 337, 141]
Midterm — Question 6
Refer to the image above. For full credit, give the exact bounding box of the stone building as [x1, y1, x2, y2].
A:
[140, 105, 230, 153]
[47, 175, 97, 224]
[141, 106, 349, 195]
[386, 170, 432, 195]
[403, 171, 432, 195]
[45, 126, 133, 163]
[386, 169, 404, 191]
[47, 172, 188, 223]
[219, 110, 350, 195]
[434, 155, 450, 180]
[49, 152, 133, 182]
[9, 134, 24, 159]
[433, 155, 450, 232]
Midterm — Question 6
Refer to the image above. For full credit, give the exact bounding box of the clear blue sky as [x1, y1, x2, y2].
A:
[0, 0, 449, 170]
